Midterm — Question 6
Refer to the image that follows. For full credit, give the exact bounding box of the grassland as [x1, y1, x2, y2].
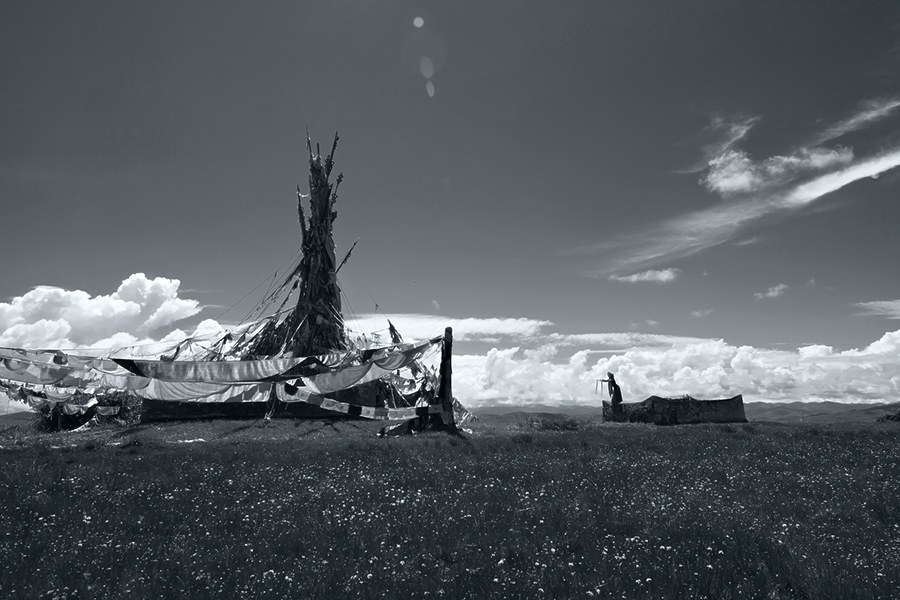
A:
[1, 417, 898, 599]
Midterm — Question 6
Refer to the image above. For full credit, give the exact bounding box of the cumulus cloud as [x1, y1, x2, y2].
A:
[856, 300, 900, 319]
[453, 328, 900, 407]
[345, 313, 900, 407]
[754, 284, 789, 300]
[5, 291, 898, 409]
[608, 268, 681, 283]
[0, 273, 203, 349]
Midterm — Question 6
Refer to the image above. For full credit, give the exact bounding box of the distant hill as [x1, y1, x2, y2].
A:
[470, 401, 900, 425]
[1, 410, 33, 430]
[472, 403, 603, 417]
[744, 401, 900, 423]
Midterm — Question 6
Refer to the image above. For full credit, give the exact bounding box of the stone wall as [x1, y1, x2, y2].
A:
[604, 394, 746, 425]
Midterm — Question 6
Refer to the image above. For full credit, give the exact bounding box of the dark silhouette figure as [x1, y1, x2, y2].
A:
[601, 372, 623, 415]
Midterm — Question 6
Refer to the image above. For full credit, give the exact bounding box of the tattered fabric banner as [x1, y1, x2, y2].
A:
[112, 356, 314, 383]
[111, 339, 438, 388]
[0, 337, 441, 412]
[0, 352, 135, 388]
[300, 340, 436, 394]
[0, 348, 92, 368]
[1, 358, 84, 387]
[135, 380, 271, 403]
[26, 397, 120, 416]
[275, 382, 419, 420]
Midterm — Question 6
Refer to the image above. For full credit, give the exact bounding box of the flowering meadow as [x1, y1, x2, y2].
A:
[1, 418, 898, 599]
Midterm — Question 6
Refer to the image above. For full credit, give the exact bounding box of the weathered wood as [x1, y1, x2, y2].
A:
[284, 132, 347, 356]
[248, 132, 347, 358]
[436, 327, 455, 427]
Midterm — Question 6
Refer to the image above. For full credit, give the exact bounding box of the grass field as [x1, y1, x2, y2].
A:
[1, 417, 898, 599]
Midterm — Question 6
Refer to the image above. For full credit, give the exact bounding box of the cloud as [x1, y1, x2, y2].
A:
[344, 314, 551, 343]
[703, 146, 854, 196]
[856, 300, 900, 319]
[675, 115, 759, 174]
[546, 331, 709, 350]
[0, 273, 203, 349]
[431, 299, 442, 312]
[608, 268, 681, 283]
[692, 309, 713, 318]
[572, 99, 900, 275]
[348, 315, 898, 405]
[6, 286, 898, 409]
[782, 149, 900, 208]
[733, 236, 762, 247]
[579, 146, 900, 275]
[453, 327, 900, 407]
[813, 97, 900, 145]
[345, 315, 712, 353]
[754, 284, 789, 300]
[707, 115, 759, 155]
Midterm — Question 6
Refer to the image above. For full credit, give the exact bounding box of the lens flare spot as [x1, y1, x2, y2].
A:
[420, 57, 435, 79]
[413, 17, 424, 28]
[426, 81, 435, 97]
[401, 30, 446, 78]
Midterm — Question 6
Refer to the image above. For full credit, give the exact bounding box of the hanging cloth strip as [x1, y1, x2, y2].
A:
[111, 338, 438, 386]
[300, 340, 435, 394]
[275, 382, 418, 420]
[112, 355, 323, 383]
[135, 380, 272, 403]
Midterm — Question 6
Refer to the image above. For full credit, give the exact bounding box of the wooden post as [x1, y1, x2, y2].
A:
[437, 327, 454, 427]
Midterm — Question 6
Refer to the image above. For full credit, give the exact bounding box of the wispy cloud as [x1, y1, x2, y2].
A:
[545, 331, 709, 350]
[608, 268, 681, 283]
[754, 284, 789, 300]
[855, 299, 900, 319]
[692, 309, 713, 318]
[706, 115, 758, 154]
[703, 146, 853, 196]
[573, 98, 900, 275]
[782, 149, 900, 207]
[813, 97, 900, 145]
[676, 115, 759, 174]
[344, 314, 551, 343]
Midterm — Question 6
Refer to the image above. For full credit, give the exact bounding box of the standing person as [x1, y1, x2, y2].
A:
[601, 372, 623, 415]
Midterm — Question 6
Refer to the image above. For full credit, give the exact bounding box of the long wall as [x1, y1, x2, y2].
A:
[607, 395, 747, 425]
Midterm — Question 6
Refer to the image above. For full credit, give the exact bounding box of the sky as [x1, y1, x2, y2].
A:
[2, 1, 900, 407]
